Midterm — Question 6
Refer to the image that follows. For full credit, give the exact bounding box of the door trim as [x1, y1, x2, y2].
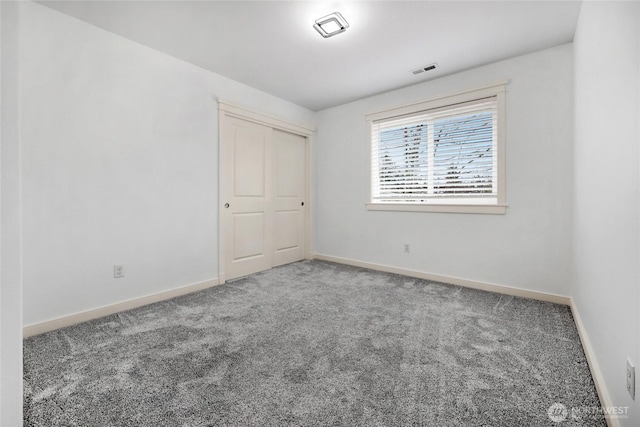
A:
[219, 101, 314, 137]
[218, 100, 315, 284]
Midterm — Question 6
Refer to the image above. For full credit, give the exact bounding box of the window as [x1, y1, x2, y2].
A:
[367, 82, 507, 214]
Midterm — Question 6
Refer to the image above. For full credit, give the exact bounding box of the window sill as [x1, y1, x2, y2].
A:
[366, 203, 507, 215]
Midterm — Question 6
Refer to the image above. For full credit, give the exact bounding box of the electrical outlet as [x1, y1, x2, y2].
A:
[404, 243, 410, 253]
[113, 264, 124, 279]
[627, 358, 635, 400]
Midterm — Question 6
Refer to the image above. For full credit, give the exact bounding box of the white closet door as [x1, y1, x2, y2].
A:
[272, 129, 306, 267]
[220, 116, 273, 280]
[220, 113, 308, 281]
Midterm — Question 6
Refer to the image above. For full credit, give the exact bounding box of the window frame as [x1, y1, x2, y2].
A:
[366, 81, 508, 214]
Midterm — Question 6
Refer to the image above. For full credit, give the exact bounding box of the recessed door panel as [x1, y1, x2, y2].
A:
[233, 213, 265, 260]
[234, 126, 265, 197]
[275, 210, 300, 251]
[275, 135, 303, 198]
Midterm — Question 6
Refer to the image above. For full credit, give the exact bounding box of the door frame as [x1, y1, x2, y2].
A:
[218, 100, 315, 284]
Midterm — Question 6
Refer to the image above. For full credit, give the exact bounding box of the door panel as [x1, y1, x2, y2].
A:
[234, 126, 266, 197]
[221, 116, 273, 280]
[275, 134, 302, 196]
[272, 129, 306, 267]
[233, 212, 266, 260]
[275, 210, 300, 250]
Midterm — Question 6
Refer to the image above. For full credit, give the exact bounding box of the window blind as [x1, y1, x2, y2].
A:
[371, 97, 498, 204]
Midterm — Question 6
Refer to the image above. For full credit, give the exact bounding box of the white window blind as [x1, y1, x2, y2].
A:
[370, 97, 500, 206]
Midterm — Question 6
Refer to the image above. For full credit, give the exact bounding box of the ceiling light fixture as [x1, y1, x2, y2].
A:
[313, 12, 349, 38]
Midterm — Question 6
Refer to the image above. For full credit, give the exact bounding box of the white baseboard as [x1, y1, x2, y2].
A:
[570, 299, 617, 427]
[313, 253, 571, 305]
[23, 278, 220, 338]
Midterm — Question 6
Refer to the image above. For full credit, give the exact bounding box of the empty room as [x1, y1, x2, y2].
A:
[1, 0, 639, 426]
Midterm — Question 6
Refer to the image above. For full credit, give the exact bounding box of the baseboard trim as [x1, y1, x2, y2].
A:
[313, 254, 571, 305]
[570, 299, 616, 427]
[23, 278, 220, 338]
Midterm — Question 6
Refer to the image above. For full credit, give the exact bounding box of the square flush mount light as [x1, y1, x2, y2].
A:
[313, 12, 349, 38]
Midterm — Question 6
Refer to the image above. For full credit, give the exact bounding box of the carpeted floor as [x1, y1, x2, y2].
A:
[23, 260, 606, 426]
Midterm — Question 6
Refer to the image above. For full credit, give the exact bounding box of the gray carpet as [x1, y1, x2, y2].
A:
[24, 260, 605, 426]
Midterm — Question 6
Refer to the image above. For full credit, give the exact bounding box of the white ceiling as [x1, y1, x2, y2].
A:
[38, 1, 582, 111]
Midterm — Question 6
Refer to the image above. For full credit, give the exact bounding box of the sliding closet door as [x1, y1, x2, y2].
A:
[220, 108, 309, 282]
[272, 129, 306, 267]
[220, 116, 274, 280]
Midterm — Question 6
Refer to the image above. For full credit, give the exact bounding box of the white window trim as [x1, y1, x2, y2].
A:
[366, 81, 508, 214]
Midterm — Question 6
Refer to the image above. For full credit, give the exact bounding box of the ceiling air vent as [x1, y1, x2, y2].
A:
[411, 63, 437, 75]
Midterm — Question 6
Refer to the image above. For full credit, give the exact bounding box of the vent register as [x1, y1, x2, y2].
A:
[412, 64, 438, 75]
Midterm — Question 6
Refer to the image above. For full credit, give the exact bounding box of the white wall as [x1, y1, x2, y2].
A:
[573, 2, 640, 425]
[1, 2, 23, 424]
[314, 44, 573, 297]
[20, 1, 314, 326]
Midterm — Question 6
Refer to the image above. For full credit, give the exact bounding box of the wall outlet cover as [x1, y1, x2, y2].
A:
[114, 264, 124, 279]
